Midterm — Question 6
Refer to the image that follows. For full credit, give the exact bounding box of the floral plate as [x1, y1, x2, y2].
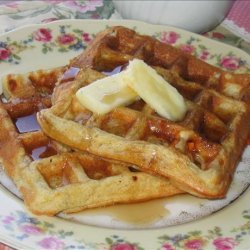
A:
[0, 19, 250, 250]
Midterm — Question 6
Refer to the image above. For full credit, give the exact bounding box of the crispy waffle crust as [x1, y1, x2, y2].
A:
[0, 67, 182, 215]
[0, 26, 250, 216]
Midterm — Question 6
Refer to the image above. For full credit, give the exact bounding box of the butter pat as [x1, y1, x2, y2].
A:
[76, 59, 187, 121]
[76, 71, 138, 115]
[125, 59, 187, 121]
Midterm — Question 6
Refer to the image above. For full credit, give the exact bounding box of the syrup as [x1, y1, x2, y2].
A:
[60, 67, 80, 83]
[14, 113, 57, 160]
[247, 137, 250, 145]
[102, 65, 123, 76]
[10, 67, 81, 161]
[30, 144, 57, 160]
[14, 113, 40, 133]
[60, 65, 123, 85]
[80, 198, 169, 225]
[31, 146, 47, 160]
[70, 193, 207, 228]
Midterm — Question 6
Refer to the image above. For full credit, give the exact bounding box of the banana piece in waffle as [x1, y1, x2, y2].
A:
[0, 67, 181, 216]
[37, 26, 250, 199]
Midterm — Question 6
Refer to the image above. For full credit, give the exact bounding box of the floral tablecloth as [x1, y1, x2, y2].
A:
[0, 0, 249, 249]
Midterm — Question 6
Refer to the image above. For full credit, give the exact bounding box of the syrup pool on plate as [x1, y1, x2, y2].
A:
[76, 198, 170, 225]
[59, 194, 209, 229]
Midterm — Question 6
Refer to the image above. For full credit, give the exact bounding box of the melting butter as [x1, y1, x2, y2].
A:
[76, 59, 187, 121]
[76, 71, 137, 115]
[126, 59, 187, 121]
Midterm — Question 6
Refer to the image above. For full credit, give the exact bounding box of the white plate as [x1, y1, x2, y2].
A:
[0, 19, 250, 250]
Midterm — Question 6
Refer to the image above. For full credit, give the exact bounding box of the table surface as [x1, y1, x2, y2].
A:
[0, 0, 249, 249]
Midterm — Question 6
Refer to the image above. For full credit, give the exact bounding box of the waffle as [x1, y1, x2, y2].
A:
[0, 66, 181, 215]
[0, 26, 250, 216]
[38, 26, 250, 198]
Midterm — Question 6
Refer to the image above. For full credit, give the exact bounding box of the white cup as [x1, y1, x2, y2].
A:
[113, 0, 234, 33]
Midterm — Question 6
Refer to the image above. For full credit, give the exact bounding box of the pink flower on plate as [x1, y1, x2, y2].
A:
[213, 237, 238, 250]
[0, 48, 10, 60]
[161, 31, 180, 45]
[57, 34, 76, 45]
[4, 1, 18, 8]
[179, 44, 195, 54]
[199, 50, 210, 61]
[33, 28, 52, 42]
[20, 224, 43, 235]
[38, 236, 65, 250]
[82, 32, 92, 42]
[162, 243, 175, 250]
[1, 215, 14, 224]
[220, 56, 240, 70]
[111, 243, 136, 250]
[184, 239, 204, 250]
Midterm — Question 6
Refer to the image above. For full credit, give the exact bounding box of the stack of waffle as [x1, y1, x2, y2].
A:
[0, 26, 249, 216]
